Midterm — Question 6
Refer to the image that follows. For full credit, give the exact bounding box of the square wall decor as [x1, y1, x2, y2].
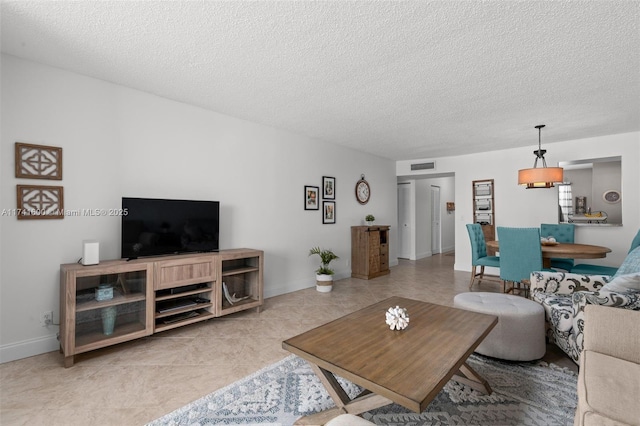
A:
[304, 185, 319, 210]
[15, 142, 63, 180]
[322, 201, 336, 224]
[16, 185, 64, 219]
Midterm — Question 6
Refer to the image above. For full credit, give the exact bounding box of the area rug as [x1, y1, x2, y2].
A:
[148, 353, 578, 426]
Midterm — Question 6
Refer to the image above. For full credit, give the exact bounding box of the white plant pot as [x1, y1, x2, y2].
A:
[316, 274, 333, 292]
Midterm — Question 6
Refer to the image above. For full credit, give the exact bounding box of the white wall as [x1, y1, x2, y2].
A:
[397, 132, 640, 274]
[0, 55, 398, 362]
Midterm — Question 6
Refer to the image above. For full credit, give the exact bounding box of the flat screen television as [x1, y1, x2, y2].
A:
[121, 197, 220, 259]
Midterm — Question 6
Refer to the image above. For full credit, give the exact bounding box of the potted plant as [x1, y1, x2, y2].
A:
[365, 214, 375, 226]
[309, 247, 339, 292]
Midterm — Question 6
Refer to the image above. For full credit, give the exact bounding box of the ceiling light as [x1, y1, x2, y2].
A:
[518, 125, 564, 189]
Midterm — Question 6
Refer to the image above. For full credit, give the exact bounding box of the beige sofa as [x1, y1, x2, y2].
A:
[574, 305, 640, 426]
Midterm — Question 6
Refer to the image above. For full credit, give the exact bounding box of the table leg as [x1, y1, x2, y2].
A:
[294, 363, 393, 425]
[452, 361, 492, 395]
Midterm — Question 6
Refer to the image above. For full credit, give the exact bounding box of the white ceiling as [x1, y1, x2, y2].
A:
[2, 1, 639, 161]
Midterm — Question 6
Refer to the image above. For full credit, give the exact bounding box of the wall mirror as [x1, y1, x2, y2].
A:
[557, 156, 622, 226]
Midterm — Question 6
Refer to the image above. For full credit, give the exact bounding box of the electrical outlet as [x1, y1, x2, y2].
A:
[41, 311, 53, 327]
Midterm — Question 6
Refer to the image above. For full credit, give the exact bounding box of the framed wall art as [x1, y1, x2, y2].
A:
[304, 185, 319, 210]
[16, 184, 64, 220]
[322, 201, 336, 224]
[322, 176, 335, 199]
[15, 142, 63, 180]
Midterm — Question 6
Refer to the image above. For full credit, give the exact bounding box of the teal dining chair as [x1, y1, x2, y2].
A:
[540, 223, 575, 271]
[497, 227, 551, 297]
[466, 224, 500, 290]
[571, 229, 640, 275]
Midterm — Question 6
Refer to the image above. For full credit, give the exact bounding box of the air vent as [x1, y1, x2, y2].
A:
[411, 161, 435, 171]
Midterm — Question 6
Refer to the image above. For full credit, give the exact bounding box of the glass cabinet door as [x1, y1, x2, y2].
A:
[74, 269, 148, 349]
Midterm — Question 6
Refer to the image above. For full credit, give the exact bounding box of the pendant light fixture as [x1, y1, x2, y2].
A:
[518, 124, 563, 189]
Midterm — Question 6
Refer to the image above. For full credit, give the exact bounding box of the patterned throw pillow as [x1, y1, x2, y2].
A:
[601, 272, 640, 292]
[613, 246, 640, 278]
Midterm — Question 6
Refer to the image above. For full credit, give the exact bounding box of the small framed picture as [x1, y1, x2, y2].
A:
[323, 201, 336, 224]
[322, 176, 335, 199]
[304, 185, 319, 210]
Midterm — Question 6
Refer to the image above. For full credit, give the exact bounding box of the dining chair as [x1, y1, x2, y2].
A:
[540, 223, 575, 271]
[571, 229, 640, 275]
[497, 227, 549, 297]
[466, 224, 501, 290]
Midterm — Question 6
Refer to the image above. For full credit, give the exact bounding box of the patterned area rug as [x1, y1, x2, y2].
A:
[148, 353, 577, 426]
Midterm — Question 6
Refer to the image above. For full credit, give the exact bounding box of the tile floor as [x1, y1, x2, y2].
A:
[0, 254, 576, 425]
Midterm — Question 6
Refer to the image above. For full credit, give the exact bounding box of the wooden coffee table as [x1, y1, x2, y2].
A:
[282, 296, 498, 425]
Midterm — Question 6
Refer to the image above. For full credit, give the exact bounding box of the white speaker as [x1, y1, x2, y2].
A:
[82, 240, 100, 266]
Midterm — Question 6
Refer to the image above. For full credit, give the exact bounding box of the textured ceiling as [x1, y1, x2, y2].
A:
[1, 1, 639, 160]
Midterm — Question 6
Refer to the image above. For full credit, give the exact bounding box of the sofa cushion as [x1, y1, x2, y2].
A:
[601, 272, 640, 293]
[576, 350, 640, 426]
[612, 246, 640, 278]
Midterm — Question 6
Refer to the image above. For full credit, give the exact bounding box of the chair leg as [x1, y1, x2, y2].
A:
[469, 266, 476, 290]
[522, 279, 530, 299]
[503, 280, 514, 294]
[469, 265, 487, 290]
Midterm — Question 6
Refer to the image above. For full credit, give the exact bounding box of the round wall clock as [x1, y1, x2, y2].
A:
[355, 175, 370, 205]
[602, 190, 621, 204]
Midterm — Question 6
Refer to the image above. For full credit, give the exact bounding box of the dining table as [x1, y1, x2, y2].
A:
[485, 240, 612, 269]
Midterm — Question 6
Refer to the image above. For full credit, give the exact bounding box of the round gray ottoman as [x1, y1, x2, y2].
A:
[453, 292, 545, 361]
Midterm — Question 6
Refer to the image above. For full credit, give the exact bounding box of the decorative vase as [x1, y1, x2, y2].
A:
[95, 284, 114, 301]
[101, 306, 117, 336]
[316, 274, 333, 292]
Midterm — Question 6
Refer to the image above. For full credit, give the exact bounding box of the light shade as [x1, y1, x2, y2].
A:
[518, 167, 564, 188]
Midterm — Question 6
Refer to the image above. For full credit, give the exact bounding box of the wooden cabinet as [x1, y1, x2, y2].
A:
[60, 249, 263, 366]
[472, 179, 495, 245]
[351, 226, 390, 279]
[60, 260, 154, 368]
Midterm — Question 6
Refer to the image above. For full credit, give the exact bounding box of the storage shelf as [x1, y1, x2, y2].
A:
[155, 286, 212, 302]
[472, 179, 496, 245]
[155, 302, 213, 319]
[75, 320, 146, 350]
[222, 265, 259, 276]
[220, 297, 261, 315]
[76, 292, 146, 312]
[155, 310, 214, 333]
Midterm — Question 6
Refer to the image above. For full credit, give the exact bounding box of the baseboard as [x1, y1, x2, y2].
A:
[263, 270, 352, 299]
[0, 333, 59, 364]
[416, 251, 432, 260]
[441, 245, 455, 254]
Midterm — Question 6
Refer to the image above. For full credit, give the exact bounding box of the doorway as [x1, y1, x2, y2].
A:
[397, 182, 413, 259]
[431, 185, 442, 254]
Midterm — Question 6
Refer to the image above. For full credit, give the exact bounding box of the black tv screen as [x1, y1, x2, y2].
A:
[121, 197, 220, 259]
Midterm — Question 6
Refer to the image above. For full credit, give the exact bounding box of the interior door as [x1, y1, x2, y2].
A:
[431, 185, 442, 254]
[397, 183, 412, 259]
